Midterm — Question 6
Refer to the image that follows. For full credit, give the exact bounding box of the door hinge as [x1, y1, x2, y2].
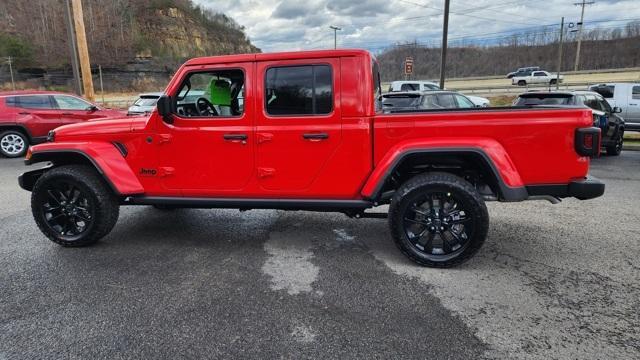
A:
[158, 134, 173, 144]
[257, 132, 273, 144]
[257, 167, 275, 178]
[158, 167, 175, 177]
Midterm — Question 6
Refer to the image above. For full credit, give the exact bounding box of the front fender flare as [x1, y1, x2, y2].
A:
[24, 142, 144, 195]
[361, 138, 527, 201]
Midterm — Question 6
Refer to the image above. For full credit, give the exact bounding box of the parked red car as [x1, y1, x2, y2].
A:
[19, 50, 604, 267]
[0, 91, 124, 157]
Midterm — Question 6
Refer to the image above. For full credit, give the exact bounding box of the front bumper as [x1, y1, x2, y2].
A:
[526, 176, 605, 201]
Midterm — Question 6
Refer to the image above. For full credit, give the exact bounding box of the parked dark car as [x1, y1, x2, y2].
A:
[507, 66, 540, 79]
[514, 91, 625, 155]
[382, 91, 478, 111]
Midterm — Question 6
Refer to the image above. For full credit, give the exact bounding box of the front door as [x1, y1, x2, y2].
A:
[51, 94, 104, 125]
[158, 63, 255, 196]
[626, 85, 640, 122]
[255, 59, 342, 195]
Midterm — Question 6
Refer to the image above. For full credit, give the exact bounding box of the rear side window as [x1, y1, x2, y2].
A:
[633, 86, 640, 100]
[16, 96, 54, 109]
[4, 96, 17, 107]
[400, 83, 420, 91]
[590, 85, 614, 99]
[265, 65, 332, 116]
[435, 94, 456, 108]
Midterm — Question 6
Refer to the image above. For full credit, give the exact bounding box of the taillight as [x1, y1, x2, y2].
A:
[575, 127, 601, 157]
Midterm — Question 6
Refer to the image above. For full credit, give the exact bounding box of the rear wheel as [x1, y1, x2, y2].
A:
[389, 172, 489, 268]
[0, 130, 28, 158]
[606, 130, 624, 156]
[31, 165, 119, 247]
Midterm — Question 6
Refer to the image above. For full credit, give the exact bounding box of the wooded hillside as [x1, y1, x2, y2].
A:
[377, 21, 640, 81]
[0, 0, 259, 70]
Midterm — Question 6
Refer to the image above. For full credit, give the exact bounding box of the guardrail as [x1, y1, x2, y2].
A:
[450, 82, 599, 96]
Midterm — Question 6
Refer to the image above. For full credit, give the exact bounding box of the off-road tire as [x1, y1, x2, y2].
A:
[31, 165, 119, 247]
[0, 130, 29, 158]
[606, 130, 623, 156]
[389, 172, 489, 268]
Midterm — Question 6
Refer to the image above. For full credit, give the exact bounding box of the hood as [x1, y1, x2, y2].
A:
[53, 116, 149, 139]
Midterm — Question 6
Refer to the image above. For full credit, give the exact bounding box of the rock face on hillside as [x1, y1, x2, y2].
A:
[0, 0, 259, 70]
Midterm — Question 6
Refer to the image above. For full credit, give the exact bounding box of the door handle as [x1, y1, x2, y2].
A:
[223, 134, 248, 143]
[302, 133, 329, 140]
[18, 112, 30, 115]
[62, 112, 73, 115]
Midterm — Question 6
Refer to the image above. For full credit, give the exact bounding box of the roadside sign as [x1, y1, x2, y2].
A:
[404, 57, 414, 75]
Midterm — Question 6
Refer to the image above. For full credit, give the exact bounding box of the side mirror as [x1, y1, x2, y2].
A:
[87, 105, 98, 112]
[156, 95, 173, 124]
[613, 106, 622, 114]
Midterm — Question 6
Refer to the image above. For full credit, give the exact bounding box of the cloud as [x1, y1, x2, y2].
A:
[192, 0, 640, 53]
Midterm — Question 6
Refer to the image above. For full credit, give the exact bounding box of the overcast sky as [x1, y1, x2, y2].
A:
[192, 0, 640, 53]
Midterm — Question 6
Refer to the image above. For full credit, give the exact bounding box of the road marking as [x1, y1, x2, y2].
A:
[262, 231, 319, 295]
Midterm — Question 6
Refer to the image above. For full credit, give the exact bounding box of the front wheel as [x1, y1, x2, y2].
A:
[0, 130, 28, 158]
[517, 80, 526, 86]
[389, 172, 489, 268]
[31, 165, 120, 246]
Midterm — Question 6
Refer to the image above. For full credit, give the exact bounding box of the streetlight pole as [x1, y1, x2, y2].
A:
[439, 0, 450, 89]
[6, 57, 15, 90]
[557, 17, 565, 90]
[329, 26, 342, 49]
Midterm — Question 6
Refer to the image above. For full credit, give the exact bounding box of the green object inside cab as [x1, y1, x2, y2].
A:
[208, 79, 231, 106]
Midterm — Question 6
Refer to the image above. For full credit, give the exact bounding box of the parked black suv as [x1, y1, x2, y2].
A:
[514, 91, 625, 155]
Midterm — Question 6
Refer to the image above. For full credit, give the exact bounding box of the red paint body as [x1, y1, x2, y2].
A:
[0, 90, 124, 141]
[27, 50, 595, 201]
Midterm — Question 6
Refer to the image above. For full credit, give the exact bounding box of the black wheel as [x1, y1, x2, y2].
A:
[31, 165, 119, 247]
[389, 172, 489, 268]
[606, 131, 623, 156]
[0, 130, 28, 158]
[550, 79, 557, 85]
[517, 80, 526, 86]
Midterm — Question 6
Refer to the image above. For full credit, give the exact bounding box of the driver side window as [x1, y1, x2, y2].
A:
[174, 69, 245, 118]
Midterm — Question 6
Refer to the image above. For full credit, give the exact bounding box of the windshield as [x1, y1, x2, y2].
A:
[134, 97, 159, 106]
[514, 95, 573, 106]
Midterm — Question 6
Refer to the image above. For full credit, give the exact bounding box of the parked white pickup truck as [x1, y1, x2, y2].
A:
[512, 71, 563, 86]
[589, 83, 640, 131]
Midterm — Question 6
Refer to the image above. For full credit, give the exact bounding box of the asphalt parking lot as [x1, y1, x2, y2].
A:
[1, 152, 639, 360]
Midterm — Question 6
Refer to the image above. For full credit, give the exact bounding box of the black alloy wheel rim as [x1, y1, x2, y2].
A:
[39, 180, 95, 240]
[402, 190, 474, 260]
[616, 134, 623, 153]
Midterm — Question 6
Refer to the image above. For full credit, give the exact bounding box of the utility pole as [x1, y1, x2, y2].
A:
[329, 26, 342, 49]
[71, 0, 95, 101]
[557, 17, 565, 90]
[64, 0, 82, 96]
[439, 0, 451, 89]
[574, 0, 594, 71]
[6, 57, 15, 90]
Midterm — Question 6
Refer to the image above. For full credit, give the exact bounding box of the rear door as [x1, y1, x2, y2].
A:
[255, 59, 341, 194]
[14, 95, 62, 137]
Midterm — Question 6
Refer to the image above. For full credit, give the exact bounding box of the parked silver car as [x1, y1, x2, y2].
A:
[127, 92, 163, 116]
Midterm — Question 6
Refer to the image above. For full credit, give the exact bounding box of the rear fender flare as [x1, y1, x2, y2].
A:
[24, 142, 144, 195]
[361, 139, 527, 201]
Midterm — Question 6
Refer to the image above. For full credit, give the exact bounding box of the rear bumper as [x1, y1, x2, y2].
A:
[526, 176, 605, 200]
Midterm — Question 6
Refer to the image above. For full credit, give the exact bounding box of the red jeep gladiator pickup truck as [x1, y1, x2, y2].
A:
[18, 49, 604, 267]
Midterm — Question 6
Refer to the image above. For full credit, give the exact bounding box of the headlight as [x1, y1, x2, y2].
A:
[46, 130, 55, 142]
